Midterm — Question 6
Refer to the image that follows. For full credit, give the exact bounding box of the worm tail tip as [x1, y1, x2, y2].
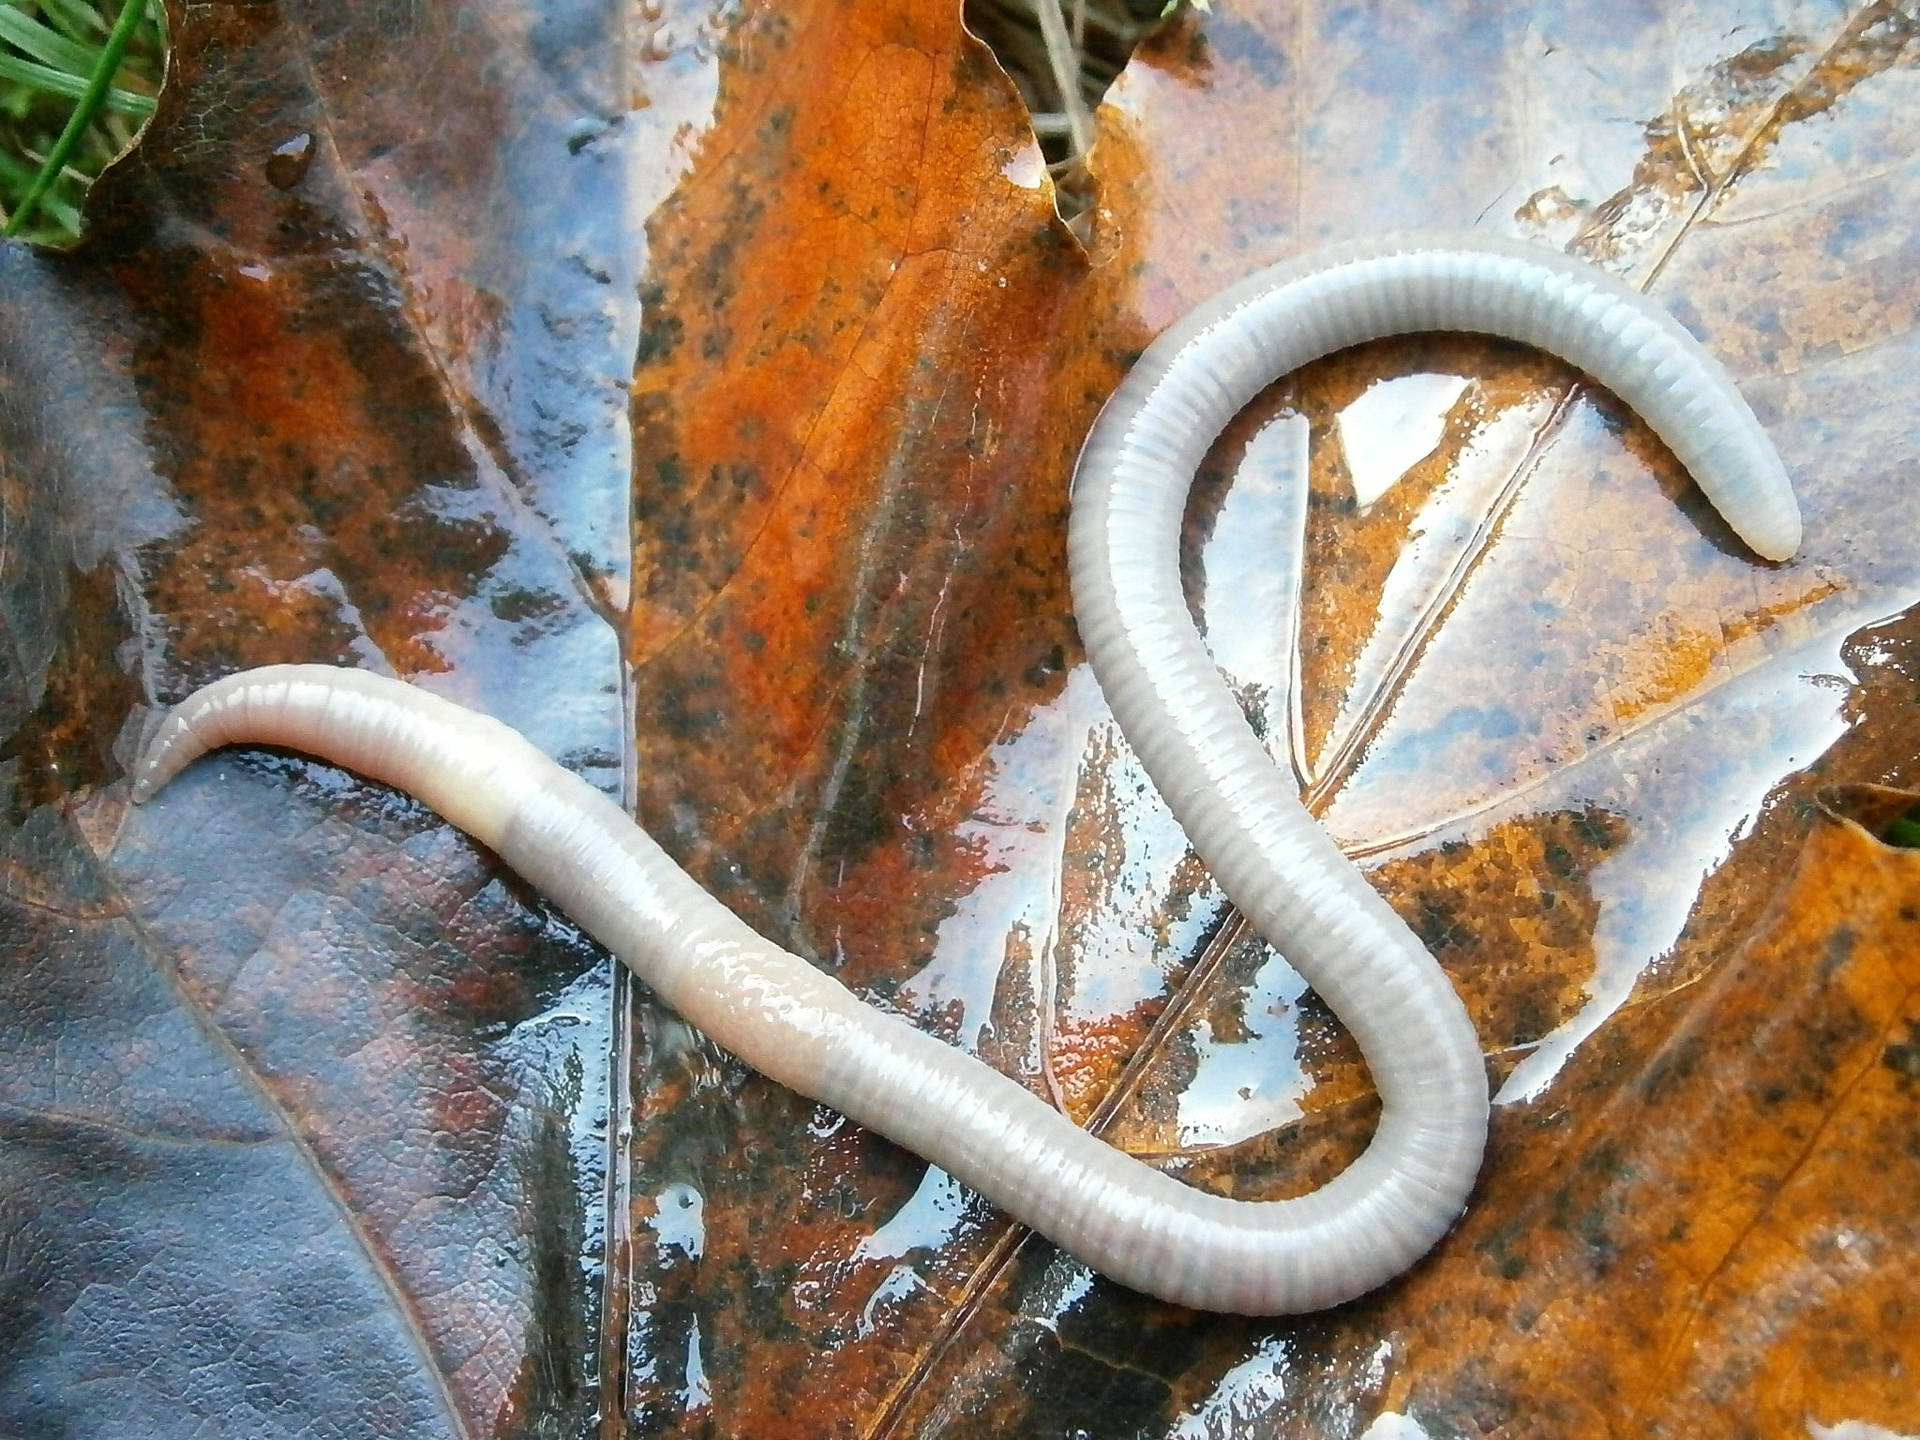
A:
[1757, 510, 1804, 564]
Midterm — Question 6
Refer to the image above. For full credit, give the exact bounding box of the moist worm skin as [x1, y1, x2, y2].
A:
[130, 235, 1799, 1315]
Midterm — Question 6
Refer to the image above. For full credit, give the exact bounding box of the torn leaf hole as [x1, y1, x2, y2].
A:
[0, 0, 169, 247]
[963, 0, 1203, 238]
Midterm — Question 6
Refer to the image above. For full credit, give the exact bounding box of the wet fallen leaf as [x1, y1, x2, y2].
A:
[1, 0, 1917, 1437]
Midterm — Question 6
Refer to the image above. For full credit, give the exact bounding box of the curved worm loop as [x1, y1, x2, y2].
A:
[132, 234, 1798, 1314]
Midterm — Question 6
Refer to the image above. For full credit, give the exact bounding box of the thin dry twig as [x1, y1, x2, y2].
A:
[1030, 0, 1094, 159]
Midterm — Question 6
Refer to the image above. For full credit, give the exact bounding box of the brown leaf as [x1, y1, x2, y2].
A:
[617, 2, 1920, 1436]
[3, 0, 1918, 1437]
[1, 0, 664, 1432]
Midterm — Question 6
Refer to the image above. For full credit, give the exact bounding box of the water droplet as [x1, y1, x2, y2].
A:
[265, 132, 315, 190]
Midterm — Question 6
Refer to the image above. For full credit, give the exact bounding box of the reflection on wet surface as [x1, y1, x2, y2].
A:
[650, 1180, 706, 1258]
[1806, 1420, 1920, 1440]
[1166, 1335, 1293, 1439]
[1192, 410, 1309, 780]
[1170, 947, 1309, 1148]
[1488, 623, 1856, 1102]
[1358, 1412, 1438, 1440]
[853, 1165, 968, 1264]
[902, 665, 1222, 1074]
[264, 132, 317, 190]
[1336, 373, 1469, 510]
[1307, 371, 1560, 797]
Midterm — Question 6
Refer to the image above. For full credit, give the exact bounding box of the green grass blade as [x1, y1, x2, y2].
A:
[3, 0, 151, 236]
[12, 0, 109, 42]
[0, 50, 155, 115]
[0, 6, 99, 74]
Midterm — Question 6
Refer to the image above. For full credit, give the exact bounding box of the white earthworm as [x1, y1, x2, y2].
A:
[131, 234, 1799, 1314]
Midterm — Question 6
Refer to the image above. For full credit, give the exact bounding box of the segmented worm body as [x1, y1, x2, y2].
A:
[132, 234, 1799, 1314]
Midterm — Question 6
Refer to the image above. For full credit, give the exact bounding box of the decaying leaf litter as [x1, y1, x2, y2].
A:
[2, 0, 1918, 1436]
